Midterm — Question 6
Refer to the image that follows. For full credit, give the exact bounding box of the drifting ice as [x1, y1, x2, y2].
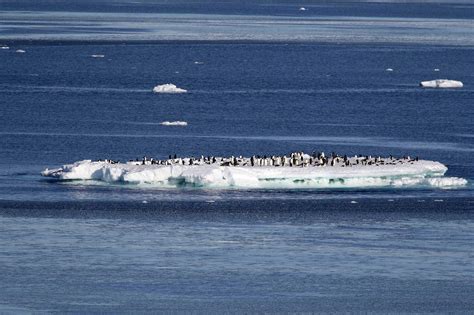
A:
[160, 121, 188, 126]
[153, 84, 187, 94]
[42, 156, 467, 189]
[299, 7, 307, 11]
[16, 49, 26, 53]
[420, 79, 463, 88]
[91, 54, 105, 58]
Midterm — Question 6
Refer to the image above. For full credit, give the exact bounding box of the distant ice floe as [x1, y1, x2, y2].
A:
[16, 49, 26, 53]
[1, 46, 9, 50]
[42, 159, 467, 189]
[434, 68, 440, 72]
[194, 61, 204, 65]
[299, 7, 307, 11]
[386, 68, 393, 72]
[91, 54, 105, 58]
[420, 79, 463, 88]
[159, 121, 188, 126]
[153, 83, 187, 94]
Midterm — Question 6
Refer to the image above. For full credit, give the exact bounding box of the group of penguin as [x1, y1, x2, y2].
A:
[122, 152, 420, 168]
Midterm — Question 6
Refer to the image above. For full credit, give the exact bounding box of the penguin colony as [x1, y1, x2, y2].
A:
[98, 152, 420, 168]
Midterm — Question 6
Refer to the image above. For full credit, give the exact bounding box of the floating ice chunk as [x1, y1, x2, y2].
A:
[386, 68, 393, 72]
[350, 201, 358, 204]
[159, 121, 188, 126]
[434, 68, 440, 72]
[420, 79, 463, 88]
[153, 83, 187, 94]
[16, 49, 26, 53]
[1, 46, 9, 50]
[194, 61, 204, 64]
[41, 159, 467, 190]
[91, 54, 105, 58]
[299, 7, 307, 11]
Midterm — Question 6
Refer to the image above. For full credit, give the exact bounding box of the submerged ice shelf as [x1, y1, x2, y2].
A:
[42, 156, 467, 189]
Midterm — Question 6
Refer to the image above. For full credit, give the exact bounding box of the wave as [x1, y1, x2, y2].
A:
[41, 159, 467, 189]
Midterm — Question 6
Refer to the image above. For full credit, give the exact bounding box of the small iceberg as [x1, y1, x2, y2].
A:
[153, 83, 187, 94]
[420, 79, 463, 88]
[160, 121, 188, 126]
[16, 49, 26, 53]
[194, 61, 204, 65]
[91, 54, 105, 58]
[434, 68, 440, 72]
[41, 156, 467, 189]
[1, 46, 9, 50]
[299, 7, 307, 11]
[386, 68, 394, 72]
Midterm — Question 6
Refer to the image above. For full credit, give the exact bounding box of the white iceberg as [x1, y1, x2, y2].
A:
[91, 54, 105, 58]
[16, 49, 26, 53]
[434, 68, 440, 72]
[386, 68, 393, 72]
[299, 7, 307, 11]
[160, 121, 188, 126]
[420, 79, 463, 88]
[1, 46, 9, 50]
[41, 158, 467, 189]
[153, 83, 187, 94]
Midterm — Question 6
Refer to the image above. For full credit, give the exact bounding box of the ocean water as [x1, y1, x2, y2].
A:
[0, 0, 473, 312]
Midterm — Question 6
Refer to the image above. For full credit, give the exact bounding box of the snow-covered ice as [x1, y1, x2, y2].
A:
[15, 49, 26, 53]
[160, 121, 188, 126]
[1, 46, 9, 50]
[386, 68, 393, 72]
[299, 7, 307, 11]
[420, 79, 463, 88]
[153, 84, 187, 94]
[91, 54, 105, 58]
[42, 158, 467, 189]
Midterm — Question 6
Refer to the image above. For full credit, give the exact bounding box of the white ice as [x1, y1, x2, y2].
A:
[16, 49, 26, 53]
[91, 54, 105, 58]
[160, 121, 188, 126]
[41, 159, 467, 189]
[386, 68, 393, 72]
[420, 79, 463, 88]
[299, 7, 307, 11]
[153, 84, 187, 94]
[1, 46, 9, 50]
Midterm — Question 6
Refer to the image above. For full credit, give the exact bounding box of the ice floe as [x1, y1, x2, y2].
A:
[386, 68, 393, 72]
[15, 49, 26, 53]
[1, 46, 9, 50]
[160, 121, 188, 126]
[91, 54, 105, 58]
[420, 79, 463, 88]
[299, 7, 307, 11]
[152, 83, 187, 94]
[42, 158, 467, 189]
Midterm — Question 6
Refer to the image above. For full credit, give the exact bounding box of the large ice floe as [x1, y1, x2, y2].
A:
[152, 83, 187, 94]
[42, 153, 467, 189]
[420, 79, 463, 88]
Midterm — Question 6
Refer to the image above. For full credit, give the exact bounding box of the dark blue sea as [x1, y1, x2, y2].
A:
[0, 0, 473, 312]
